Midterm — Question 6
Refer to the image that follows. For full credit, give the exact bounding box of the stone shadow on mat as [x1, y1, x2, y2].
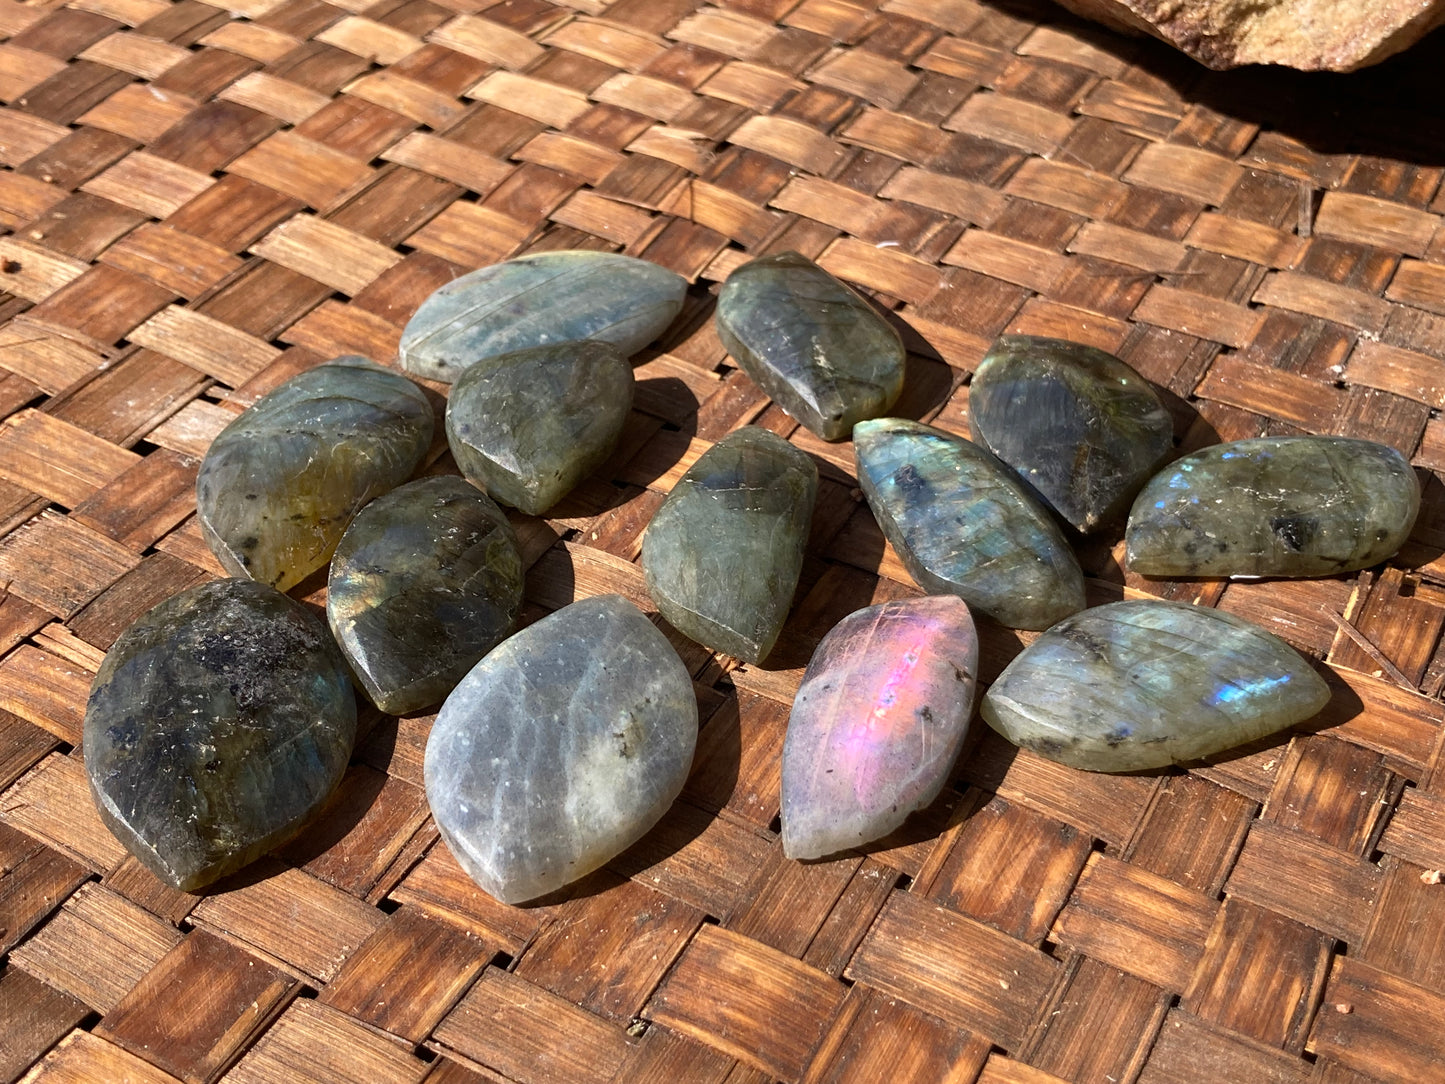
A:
[613, 376, 700, 492]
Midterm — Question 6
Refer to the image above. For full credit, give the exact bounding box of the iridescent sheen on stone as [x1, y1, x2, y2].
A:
[196, 357, 433, 592]
[445, 341, 633, 515]
[853, 418, 1086, 631]
[327, 476, 523, 716]
[399, 251, 687, 383]
[424, 594, 698, 904]
[643, 426, 817, 663]
[84, 579, 356, 890]
[782, 596, 978, 860]
[970, 335, 1173, 532]
[716, 251, 905, 441]
[1126, 436, 1421, 578]
[981, 599, 1331, 771]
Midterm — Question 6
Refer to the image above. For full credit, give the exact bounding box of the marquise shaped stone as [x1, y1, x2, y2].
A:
[782, 595, 978, 859]
[424, 594, 698, 904]
[853, 418, 1086, 630]
[400, 250, 687, 383]
[1126, 436, 1421, 578]
[84, 579, 357, 890]
[196, 356, 433, 592]
[981, 599, 1331, 771]
[328, 476, 523, 716]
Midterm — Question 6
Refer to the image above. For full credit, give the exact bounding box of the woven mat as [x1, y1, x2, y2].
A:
[2, 0, 1445, 1080]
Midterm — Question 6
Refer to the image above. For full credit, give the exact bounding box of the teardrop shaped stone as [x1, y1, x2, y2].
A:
[445, 341, 634, 516]
[716, 251, 905, 441]
[1126, 436, 1421, 578]
[400, 250, 687, 383]
[854, 418, 1086, 630]
[196, 356, 433, 592]
[84, 579, 357, 890]
[424, 594, 698, 904]
[782, 596, 978, 860]
[327, 476, 523, 715]
[970, 335, 1173, 532]
[982, 599, 1331, 771]
[642, 426, 817, 663]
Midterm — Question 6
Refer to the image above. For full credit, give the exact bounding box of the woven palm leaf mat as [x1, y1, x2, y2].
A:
[4, 0, 1445, 1079]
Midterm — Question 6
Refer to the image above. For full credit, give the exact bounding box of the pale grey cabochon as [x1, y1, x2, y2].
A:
[424, 594, 698, 904]
[642, 426, 817, 664]
[1126, 436, 1421, 578]
[196, 356, 433, 592]
[853, 418, 1086, 630]
[981, 599, 1331, 772]
[399, 251, 688, 383]
[716, 251, 905, 441]
[85, 579, 357, 891]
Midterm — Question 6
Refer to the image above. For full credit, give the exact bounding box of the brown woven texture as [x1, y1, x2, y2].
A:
[3, 0, 1445, 1079]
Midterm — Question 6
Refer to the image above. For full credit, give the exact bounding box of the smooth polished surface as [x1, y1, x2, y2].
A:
[327, 476, 523, 715]
[782, 596, 978, 860]
[424, 594, 698, 904]
[1126, 436, 1421, 578]
[970, 334, 1173, 532]
[854, 418, 1086, 630]
[400, 251, 686, 383]
[85, 579, 356, 890]
[716, 251, 904, 441]
[642, 426, 817, 663]
[982, 599, 1331, 771]
[445, 341, 634, 515]
[196, 356, 433, 592]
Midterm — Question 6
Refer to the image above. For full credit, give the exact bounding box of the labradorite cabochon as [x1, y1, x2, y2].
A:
[853, 418, 1086, 631]
[444, 340, 634, 516]
[327, 476, 523, 716]
[969, 335, 1174, 533]
[981, 599, 1331, 772]
[782, 595, 978, 860]
[399, 250, 687, 383]
[196, 356, 433, 593]
[84, 579, 357, 891]
[716, 251, 905, 441]
[424, 594, 698, 905]
[1126, 436, 1421, 579]
[642, 426, 817, 664]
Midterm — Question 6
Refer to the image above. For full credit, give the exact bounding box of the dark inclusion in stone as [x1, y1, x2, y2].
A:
[643, 426, 817, 664]
[1126, 436, 1421, 578]
[425, 594, 698, 904]
[854, 418, 1086, 631]
[399, 250, 687, 384]
[716, 251, 905, 441]
[327, 476, 523, 716]
[969, 335, 1174, 533]
[84, 579, 357, 891]
[445, 341, 634, 516]
[196, 356, 433, 593]
[981, 599, 1331, 772]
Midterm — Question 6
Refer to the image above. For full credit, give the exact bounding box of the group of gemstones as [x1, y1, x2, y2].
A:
[82, 248, 1420, 904]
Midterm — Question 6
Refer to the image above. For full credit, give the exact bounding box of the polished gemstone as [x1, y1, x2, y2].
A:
[1126, 436, 1421, 578]
[982, 599, 1331, 771]
[970, 335, 1173, 532]
[854, 418, 1086, 630]
[425, 594, 698, 904]
[643, 426, 817, 663]
[84, 579, 356, 890]
[196, 356, 433, 592]
[400, 250, 687, 383]
[327, 476, 523, 715]
[445, 341, 633, 515]
[716, 251, 905, 441]
[782, 596, 978, 860]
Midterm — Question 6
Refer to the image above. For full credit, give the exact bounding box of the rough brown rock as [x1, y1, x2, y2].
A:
[1052, 0, 1445, 70]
